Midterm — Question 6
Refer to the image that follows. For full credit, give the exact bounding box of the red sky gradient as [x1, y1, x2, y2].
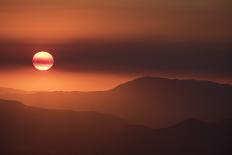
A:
[0, 0, 231, 91]
[0, 68, 231, 91]
[0, 0, 231, 43]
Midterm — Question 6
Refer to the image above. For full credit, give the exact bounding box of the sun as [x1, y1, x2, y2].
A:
[32, 51, 54, 71]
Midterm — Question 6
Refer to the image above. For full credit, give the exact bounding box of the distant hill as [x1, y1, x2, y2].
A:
[0, 87, 28, 94]
[0, 99, 231, 155]
[0, 76, 232, 128]
[0, 99, 128, 131]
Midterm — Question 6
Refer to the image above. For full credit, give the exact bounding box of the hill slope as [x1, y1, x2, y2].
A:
[0, 99, 231, 155]
[0, 77, 232, 128]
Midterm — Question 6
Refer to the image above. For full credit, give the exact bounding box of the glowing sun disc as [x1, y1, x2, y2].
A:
[33, 51, 54, 71]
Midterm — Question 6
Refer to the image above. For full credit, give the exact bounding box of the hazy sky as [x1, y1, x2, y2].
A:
[0, 40, 231, 91]
[0, 0, 231, 91]
[0, 0, 231, 42]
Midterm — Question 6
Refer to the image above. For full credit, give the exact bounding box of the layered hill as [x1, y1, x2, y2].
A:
[0, 99, 231, 155]
[1, 77, 232, 128]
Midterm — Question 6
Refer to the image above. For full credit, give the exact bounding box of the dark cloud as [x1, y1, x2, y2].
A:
[0, 39, 231, 75]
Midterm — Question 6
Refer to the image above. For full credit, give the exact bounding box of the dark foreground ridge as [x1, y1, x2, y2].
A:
[0, 99, 231, 155]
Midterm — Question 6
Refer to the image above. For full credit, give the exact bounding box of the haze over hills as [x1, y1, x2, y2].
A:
[0, 99, 231, 155]
[0, 87, 28, 95]
[0, 76, 232, 128]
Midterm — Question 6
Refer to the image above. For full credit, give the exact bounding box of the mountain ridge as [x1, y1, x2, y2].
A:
[0, 99, 231, 155]
[0, 76, 232, 128]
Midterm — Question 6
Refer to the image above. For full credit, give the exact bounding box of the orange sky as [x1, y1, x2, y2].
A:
[0, 0, 231, 43]
[0, 67, 231, 91]
[0, 68, 133, 91]
[0, 0, 231, 91]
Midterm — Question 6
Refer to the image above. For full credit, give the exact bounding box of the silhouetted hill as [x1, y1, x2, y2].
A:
[0, 99, 139, 155]
[153, 118, 232, 155]
[114, 76, 232, 92]
[0, 76, 232, 128]
[0, 99, 231, 155]
[0, 99, 128, 131]
[169, 118, 211, 129]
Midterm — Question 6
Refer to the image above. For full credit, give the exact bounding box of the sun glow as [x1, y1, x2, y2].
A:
[32, 52, 54, 71]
